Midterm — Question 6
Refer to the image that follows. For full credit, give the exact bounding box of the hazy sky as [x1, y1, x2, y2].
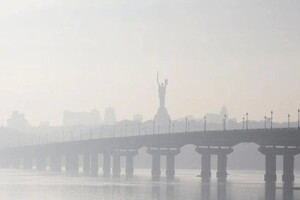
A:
[0, 0, 299, 126]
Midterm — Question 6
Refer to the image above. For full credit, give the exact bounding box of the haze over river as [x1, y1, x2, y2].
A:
[0, 169, 299, 200]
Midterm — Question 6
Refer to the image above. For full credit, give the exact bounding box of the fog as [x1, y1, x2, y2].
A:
[0, 0, 300, 126]
[0, 1, 300, 200]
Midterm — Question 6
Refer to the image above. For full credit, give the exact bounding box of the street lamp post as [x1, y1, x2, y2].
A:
[288, 114, 290, 128]
[242, 117, 245, 130]
[223, 114, 227, 131]
[298, 109, 300, 129]
[153, 121, 155, 135]
[246, 113, 249, 130]
[139, 122, 141, 136]
[185, 118, 188, 133]
[270, 111, 273, 130]
[264, 116, 267, 129]
[169, 119, 171, 134]
[204, 116, 207, 132]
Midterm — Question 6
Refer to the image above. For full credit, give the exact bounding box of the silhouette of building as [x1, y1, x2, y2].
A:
[103, 107, 116, 125]
[133, 114, 143, 122]
[63, 109, 101, 126]
[206, 106, 229, 123]
[7, 111, 31, 131]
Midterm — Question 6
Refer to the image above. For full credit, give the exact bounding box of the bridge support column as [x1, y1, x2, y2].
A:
[147, 149, 161, 178]
[66, 153, 79, 173]
[196, 147, 211, 182]
[282, 153, 294, 184]
[125, 154, 134, 177]
[91, 152, 98, 177]
[83, 153, 91, 175]
[124, 150, 138, 177]
[259, 147, 277, 183]
[112, 154, 121, 178]
[50, 154, 61, 172]
[216, 148, 233, 182]
[103, 152, 111, 177]
[23, 157, 32, 169]
[166, 149, 180, 179]
[36, 155, 46, 171]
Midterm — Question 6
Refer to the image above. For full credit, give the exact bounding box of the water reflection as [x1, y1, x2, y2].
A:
[0, 169, 299, 200]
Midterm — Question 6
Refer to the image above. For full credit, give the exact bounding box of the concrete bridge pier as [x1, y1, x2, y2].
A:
[50, 154, 61, 172]
[258, 147, 277, 183]
[103, 152, 111, 177]
[90, 152, 98, 177]
[216, 148, 233, 182]
[165, 149, 180, 179]
[112, 153, 121, 178]
[282, 153, 294, 184]
[147, 149, 161, 178]
[195, 147, 212, 182]
[83, 153, 91, 175]
[125, 151, 138, 177]
[259, 146, 300, 184]
[35, 155, 46, 171]
[65, 153, 79, 173]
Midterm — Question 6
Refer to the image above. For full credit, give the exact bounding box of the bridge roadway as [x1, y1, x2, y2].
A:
[0, 128, 300, 183]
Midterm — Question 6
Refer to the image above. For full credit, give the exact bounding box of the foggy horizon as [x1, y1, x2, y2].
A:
[1, 0, 300, 126]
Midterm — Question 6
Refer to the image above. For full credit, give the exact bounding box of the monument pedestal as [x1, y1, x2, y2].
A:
[154, 106, 171, 134]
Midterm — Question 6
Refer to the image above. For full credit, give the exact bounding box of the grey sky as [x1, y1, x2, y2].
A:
[0, 0, 299, 126]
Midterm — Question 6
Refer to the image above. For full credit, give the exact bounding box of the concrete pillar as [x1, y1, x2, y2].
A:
[112, 154, 121, 178]
[36, 156, 46, 171]
[265, 153, 276, 183]
[166, 154, 175, 179]
[125, 154, 134, 177]
[201, 153, 211, 182]
[216, 148, 233, 182]
[83, 153, 91, 175]
[91, 152, 98, 177]
[103, 152, 111, 177]
[151, 153, 161, 177]
[217, 154, 227, 181]
[259, 146, 277, 183]
[23, 157, 32, 169]
[50, 155, 61, 172]
[66, 153, 79, 173]
[282, 154, 294, 183]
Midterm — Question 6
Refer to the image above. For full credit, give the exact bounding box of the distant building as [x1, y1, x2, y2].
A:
[206, 106, 229, 123]
[39, 121, 50, 127]
[63, 109, 101, 126]
[7, 111, 31, 131]
[133, 114, 143, 122]
[103, 107, 116, 125]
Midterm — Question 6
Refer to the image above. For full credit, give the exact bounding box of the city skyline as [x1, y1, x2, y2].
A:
[0, 1, 299, 126]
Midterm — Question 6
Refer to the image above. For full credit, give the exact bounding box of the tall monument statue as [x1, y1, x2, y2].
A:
[157, 71, 168, 108]
[154, 72, 171, 133]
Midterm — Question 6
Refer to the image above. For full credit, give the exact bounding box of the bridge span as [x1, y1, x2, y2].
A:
[0, 128, 300, 183]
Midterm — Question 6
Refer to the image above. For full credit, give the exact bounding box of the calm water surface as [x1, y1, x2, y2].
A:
[0, 169, 299, 200]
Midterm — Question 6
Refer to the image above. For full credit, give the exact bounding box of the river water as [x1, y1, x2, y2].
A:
[0, 169, 299, 200]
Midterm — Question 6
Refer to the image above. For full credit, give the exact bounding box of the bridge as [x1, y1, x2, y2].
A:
[0, 127, 299, 184]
